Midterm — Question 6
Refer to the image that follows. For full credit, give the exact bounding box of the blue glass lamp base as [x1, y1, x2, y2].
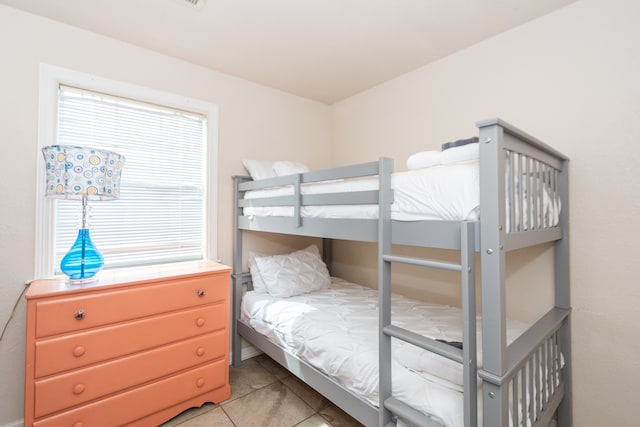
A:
[60, 229, 104, 283]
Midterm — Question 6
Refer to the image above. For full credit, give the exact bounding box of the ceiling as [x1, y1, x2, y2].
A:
[0, 0, 578, 104]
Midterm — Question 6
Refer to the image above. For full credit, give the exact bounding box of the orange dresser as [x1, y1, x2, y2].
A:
[24, 261, 231, 427]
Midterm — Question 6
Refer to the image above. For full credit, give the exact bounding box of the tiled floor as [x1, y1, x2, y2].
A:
[160, 354, 364, 427]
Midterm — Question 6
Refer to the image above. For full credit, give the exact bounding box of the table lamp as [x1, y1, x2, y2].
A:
[42, 145, 125, 283]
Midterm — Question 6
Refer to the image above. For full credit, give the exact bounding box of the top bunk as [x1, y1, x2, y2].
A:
[234, 118, 569, 252]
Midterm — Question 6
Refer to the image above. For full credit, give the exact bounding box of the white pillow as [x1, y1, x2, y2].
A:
[440, 142, 479, 164]
[242, 159, 277, 181]
[406, 143, 479, 170]
[248, 251, 268, 293]
[272, 161, 310, 176]
[406, 150, 442, 170]
[254, 245, 331, 298]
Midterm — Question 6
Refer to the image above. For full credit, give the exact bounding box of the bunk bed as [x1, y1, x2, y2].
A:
[231, 118, 572, 427]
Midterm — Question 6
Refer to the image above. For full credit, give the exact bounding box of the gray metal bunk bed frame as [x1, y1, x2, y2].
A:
[231, 118, 571, 427]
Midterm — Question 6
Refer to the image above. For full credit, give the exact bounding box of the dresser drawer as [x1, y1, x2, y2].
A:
[34, 331, 225, 418]
[35, 273, 228, 338]
[33, 360, 228, 427]
[35, 304, 226, 378]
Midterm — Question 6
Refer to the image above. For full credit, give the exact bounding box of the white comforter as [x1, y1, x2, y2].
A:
[242, 161, 561, 229]
[244, 162, 482, 221]
[241, 277, 529, 427]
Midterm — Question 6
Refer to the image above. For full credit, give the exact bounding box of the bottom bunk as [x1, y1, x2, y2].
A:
[232, 245, 568, 427]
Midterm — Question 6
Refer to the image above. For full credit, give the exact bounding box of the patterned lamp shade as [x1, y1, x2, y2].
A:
[41, 145, 125, 283]
[42, 145, 125, 201]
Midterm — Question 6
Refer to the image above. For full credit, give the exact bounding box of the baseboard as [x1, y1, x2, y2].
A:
[229, 343, 263, 364]
[1, 420, 24, 427]
[241, 344, 262, 360]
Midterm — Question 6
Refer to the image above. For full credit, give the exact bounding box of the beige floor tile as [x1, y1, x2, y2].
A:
[223, 381, 315, 427]
[294, 414, 334, 427]
[282, 375, 331, 412]
[177, 407, 235, 427]
[228, 357, 278, 402]
[254, 353, 294, 380]
[162, 355, 367, 427]
[158, 403, 216, 426]
[318, 404, 364, 427]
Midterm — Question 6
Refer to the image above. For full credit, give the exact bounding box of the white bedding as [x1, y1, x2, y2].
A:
[241, 277, 530, 427]
[243, 162, 482, 221]
[242, 160, 561, 228]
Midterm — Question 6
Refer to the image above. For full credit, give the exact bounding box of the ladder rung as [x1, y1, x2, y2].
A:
[383, 325, 463, 363]
[382, 254, 462, 272]
[384, 397, 444, 427]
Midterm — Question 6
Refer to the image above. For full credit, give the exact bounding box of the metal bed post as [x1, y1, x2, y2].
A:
[378, 157, 394, 427]
[322, 237, 333, 274]
[478, 122, 510, 426]
[555, 158, 572, 426]
[232, 175, 249, 367]
[477, 118, 571, 426]
[460, 221, 478, 427]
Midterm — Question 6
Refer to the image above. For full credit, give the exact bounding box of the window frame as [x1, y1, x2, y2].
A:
[35, 64, 219, 279]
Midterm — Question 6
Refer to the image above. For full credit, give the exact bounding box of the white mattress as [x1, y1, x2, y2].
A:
[242, 161, 561, 228]
[243, 162, 482, 221]
[241, 277, 530, 427]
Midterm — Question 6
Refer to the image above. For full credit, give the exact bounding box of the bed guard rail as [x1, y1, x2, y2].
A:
[479, 307, 569, 427]
[236, 159, 391, 229]
[478, 118, 569, 251]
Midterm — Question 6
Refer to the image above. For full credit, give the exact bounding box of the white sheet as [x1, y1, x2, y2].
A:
[241, 277, 530, 427]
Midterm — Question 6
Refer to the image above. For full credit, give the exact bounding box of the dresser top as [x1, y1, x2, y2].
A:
[27, 261, 231, 299]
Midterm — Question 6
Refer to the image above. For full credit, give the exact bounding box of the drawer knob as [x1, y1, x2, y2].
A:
[72, 383, 85, 395]
[73, 422, 84, 427]
[72, 346, 86, 357]
[197, 289, 206, 297]
[196, 377, 205, 388]
[196, 318, 206, 327]
[74, 309, 85, 320]
[196, 346, 206, 357]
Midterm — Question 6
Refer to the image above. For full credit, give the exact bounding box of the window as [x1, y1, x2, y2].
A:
[35, 65, 219, 278]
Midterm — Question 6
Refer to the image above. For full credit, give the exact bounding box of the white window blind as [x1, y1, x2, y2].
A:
[53, 85, 207, 271]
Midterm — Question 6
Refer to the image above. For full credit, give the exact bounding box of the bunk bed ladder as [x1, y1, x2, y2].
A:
[377, 158, 478, 427]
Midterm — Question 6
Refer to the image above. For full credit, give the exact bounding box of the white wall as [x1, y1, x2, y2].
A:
[329, 0, 639, 425]
[0, 5, 330, 425]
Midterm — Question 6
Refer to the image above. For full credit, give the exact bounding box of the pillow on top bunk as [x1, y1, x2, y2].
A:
[440, 141, 479, 164]
[406, 150, 442, 170]
[273, 161, 310, 176]
[253, 245, 331, 298]
[242, 159, 278, 181]
[406, 140, 479, 170]
[242, 159, 310, 180]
